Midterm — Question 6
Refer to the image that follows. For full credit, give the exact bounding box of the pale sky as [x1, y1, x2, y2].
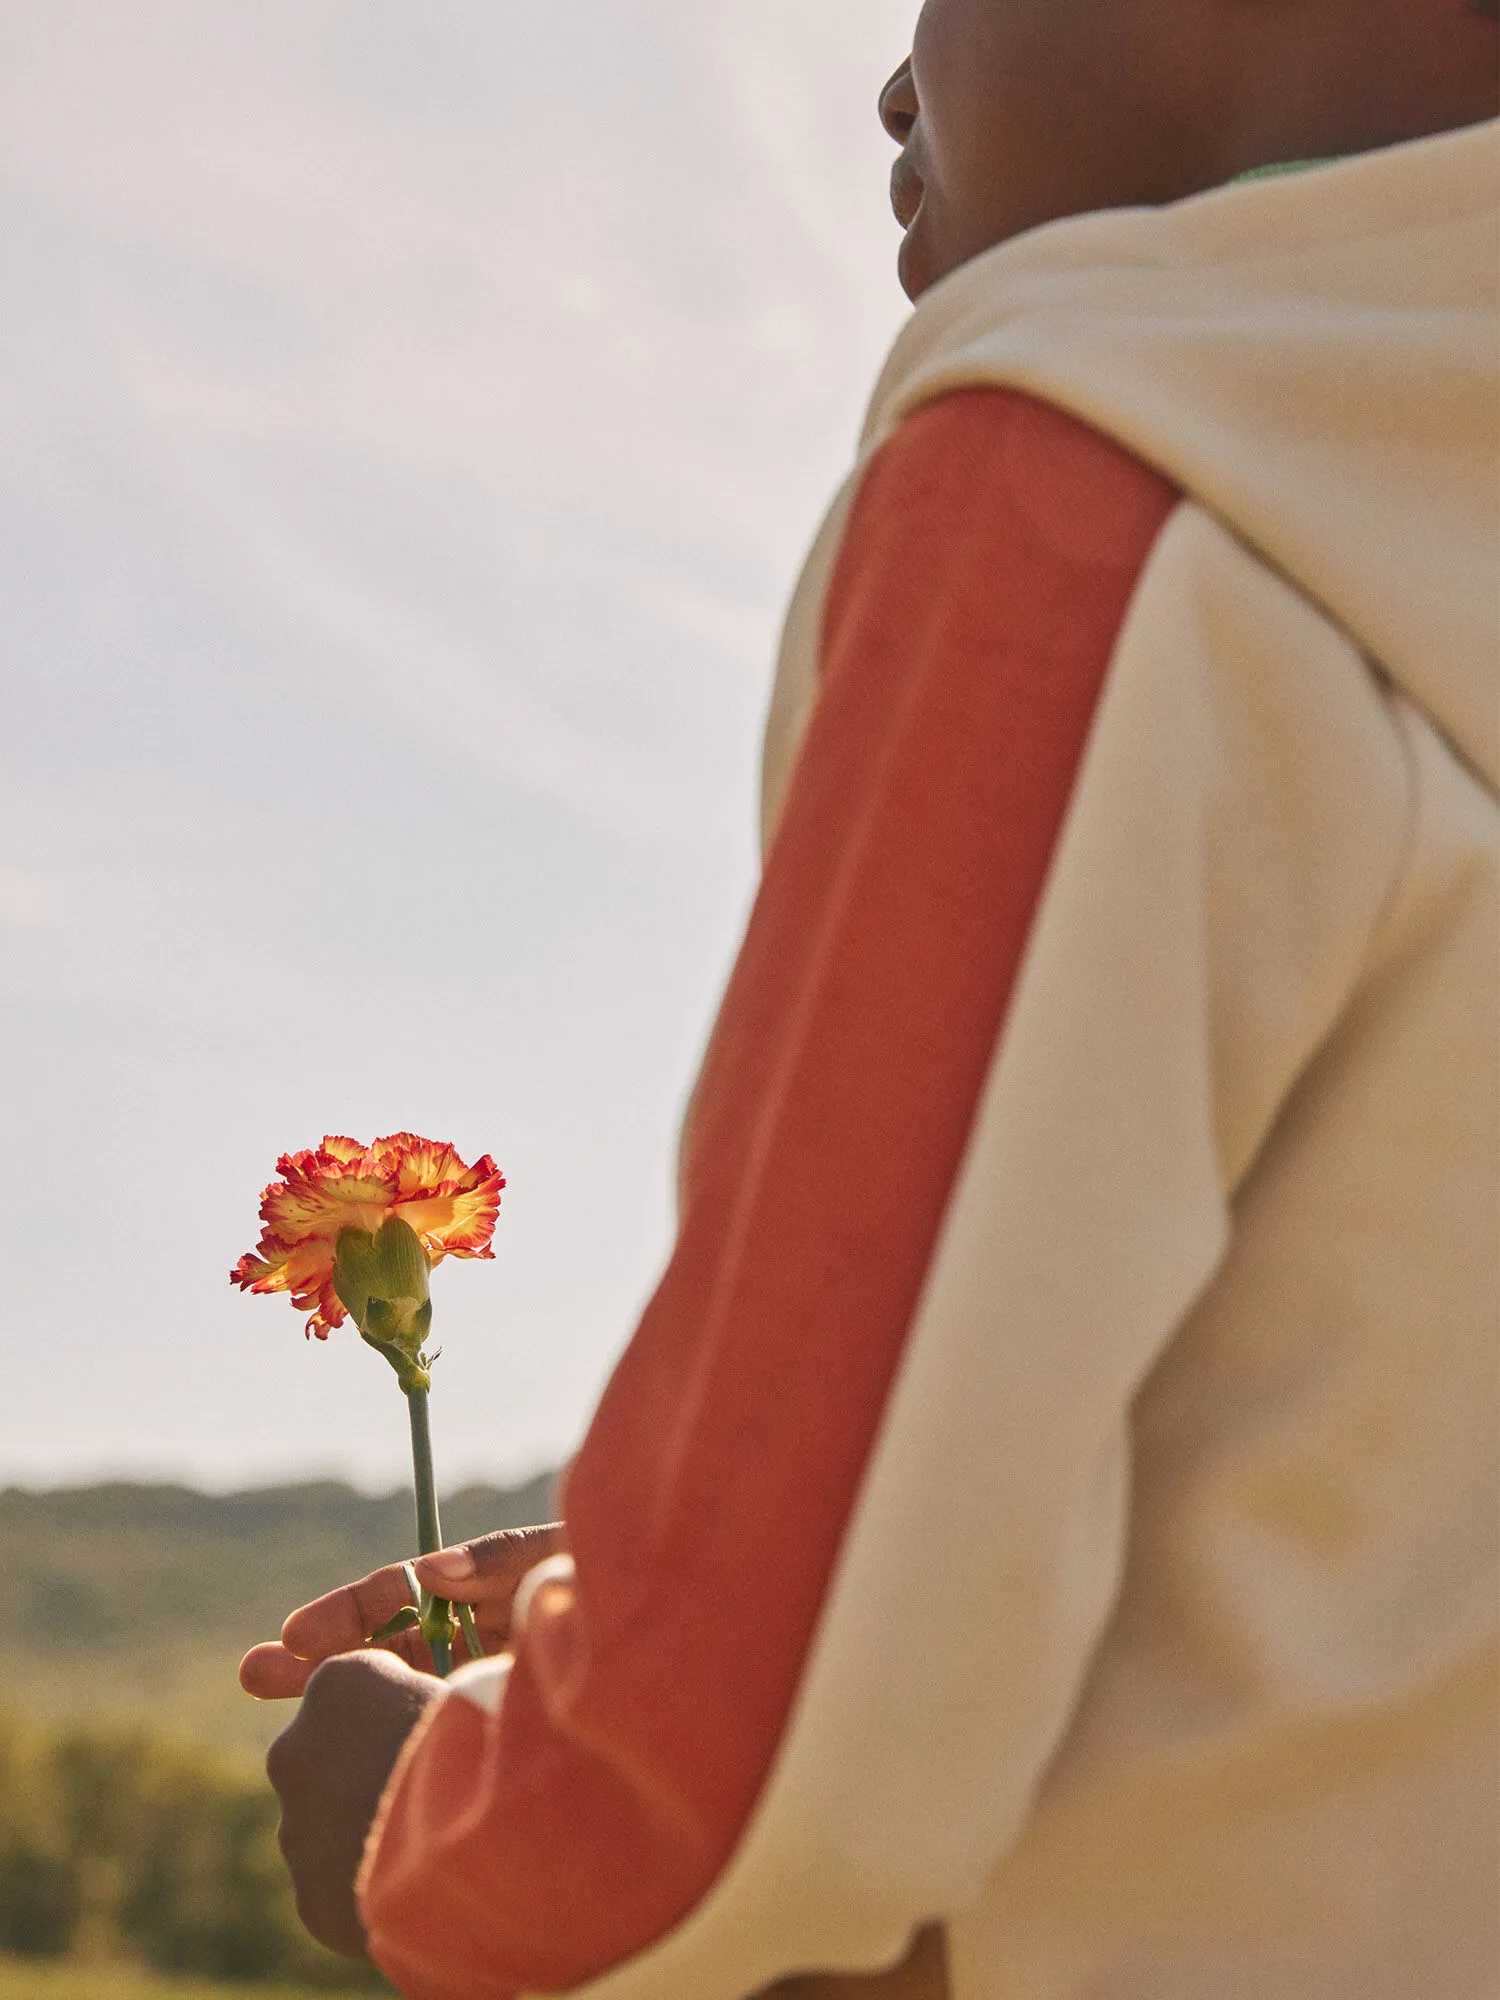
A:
[0, 1, 920, 1490]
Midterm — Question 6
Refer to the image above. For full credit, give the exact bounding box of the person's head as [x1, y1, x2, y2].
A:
[880, 0, 1499, 298]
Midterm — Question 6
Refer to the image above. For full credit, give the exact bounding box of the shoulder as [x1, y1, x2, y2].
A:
[833, 389, 1179, 615]
[762, 389, 1178, 848]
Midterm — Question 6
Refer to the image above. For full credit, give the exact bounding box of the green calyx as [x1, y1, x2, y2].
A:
[332, 1216, 435, 1394]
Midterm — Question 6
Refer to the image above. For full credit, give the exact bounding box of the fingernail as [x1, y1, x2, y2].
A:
[418, 1546, 475, 1583]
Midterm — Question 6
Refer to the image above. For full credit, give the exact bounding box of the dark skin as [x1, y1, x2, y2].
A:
[255, 0, 1498, 1969]
[881, 0, 1498, 299]
[243, 1523, 565, 1958]
[265, 1647, 442, 1959]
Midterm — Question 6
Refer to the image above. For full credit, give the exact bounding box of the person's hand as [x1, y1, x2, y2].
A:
[240, 1521, 566, 1698]
[265, 1647, 440, 1959]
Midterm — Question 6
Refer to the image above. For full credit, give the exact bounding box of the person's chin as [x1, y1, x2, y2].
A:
[897, 188, 968, 301]
[896, 214, 936, 301]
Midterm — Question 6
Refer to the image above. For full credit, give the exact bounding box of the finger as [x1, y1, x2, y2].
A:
[242, 1618, 442, 1698]
[241, 1641, 319, 1700]
[380, 1623, 438, 1674]
[280, 1561, 420, 1662]
[412, 1522, 565, 1607]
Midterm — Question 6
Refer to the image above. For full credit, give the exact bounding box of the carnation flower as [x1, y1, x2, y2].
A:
[230, 1132, 503, 1341]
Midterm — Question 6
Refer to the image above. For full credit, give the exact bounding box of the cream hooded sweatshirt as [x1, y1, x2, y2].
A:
[544, 122, 1500, 2000]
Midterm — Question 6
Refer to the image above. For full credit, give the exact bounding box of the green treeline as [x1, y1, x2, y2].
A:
[0, 1709, 383, 1990]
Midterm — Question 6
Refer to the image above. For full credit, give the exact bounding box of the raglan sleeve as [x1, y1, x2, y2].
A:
[355, 386, 1411, 2000]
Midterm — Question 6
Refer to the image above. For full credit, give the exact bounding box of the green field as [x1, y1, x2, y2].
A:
[0, 1476, 554, 1756]
[0, 1958, 354, 2000]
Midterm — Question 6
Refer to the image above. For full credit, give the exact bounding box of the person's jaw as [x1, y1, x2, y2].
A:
[889, 145, 935, 299]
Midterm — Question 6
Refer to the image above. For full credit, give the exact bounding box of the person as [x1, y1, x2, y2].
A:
[240, 0, 1500, 1994]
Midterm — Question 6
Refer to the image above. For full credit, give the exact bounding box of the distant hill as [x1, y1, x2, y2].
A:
[0, 1476, 555, 1757]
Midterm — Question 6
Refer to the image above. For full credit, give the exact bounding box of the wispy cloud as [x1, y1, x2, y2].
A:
[0, 0, 918, 1486]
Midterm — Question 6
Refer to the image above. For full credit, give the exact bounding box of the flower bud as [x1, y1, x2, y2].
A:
[332, 1217, 434, 1391]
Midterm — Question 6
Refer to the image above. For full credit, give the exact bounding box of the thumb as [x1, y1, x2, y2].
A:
[413, 1521, 565, 1606]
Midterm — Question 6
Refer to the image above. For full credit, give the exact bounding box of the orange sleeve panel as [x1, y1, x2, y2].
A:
[359, 389, 1178, 2000]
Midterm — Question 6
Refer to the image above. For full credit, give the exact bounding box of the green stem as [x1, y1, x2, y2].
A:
[405, 1385, 454, 1678]
[455, 1601, 482, 1661]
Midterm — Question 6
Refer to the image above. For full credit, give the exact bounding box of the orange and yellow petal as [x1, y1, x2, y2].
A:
[395, 1172, 503, 1265]
[371, 1133, 468, 1201]
[317, 1135, 368, 1166]
[230, 1250, 287, 1295]
[231, 1236, 345, 1333]
[297, 1266, 346, 1339]
[257, 1138, 398, 1248]
[261, 1175, 392, 1242]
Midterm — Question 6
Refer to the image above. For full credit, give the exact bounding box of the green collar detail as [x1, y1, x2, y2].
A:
[1232, 157, 1345, 184]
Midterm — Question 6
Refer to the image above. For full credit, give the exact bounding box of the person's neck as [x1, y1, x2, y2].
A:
[1203, 44, 1496, 190]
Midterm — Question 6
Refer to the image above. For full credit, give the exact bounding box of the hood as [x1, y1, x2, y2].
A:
[861, 119, 1499, 791]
